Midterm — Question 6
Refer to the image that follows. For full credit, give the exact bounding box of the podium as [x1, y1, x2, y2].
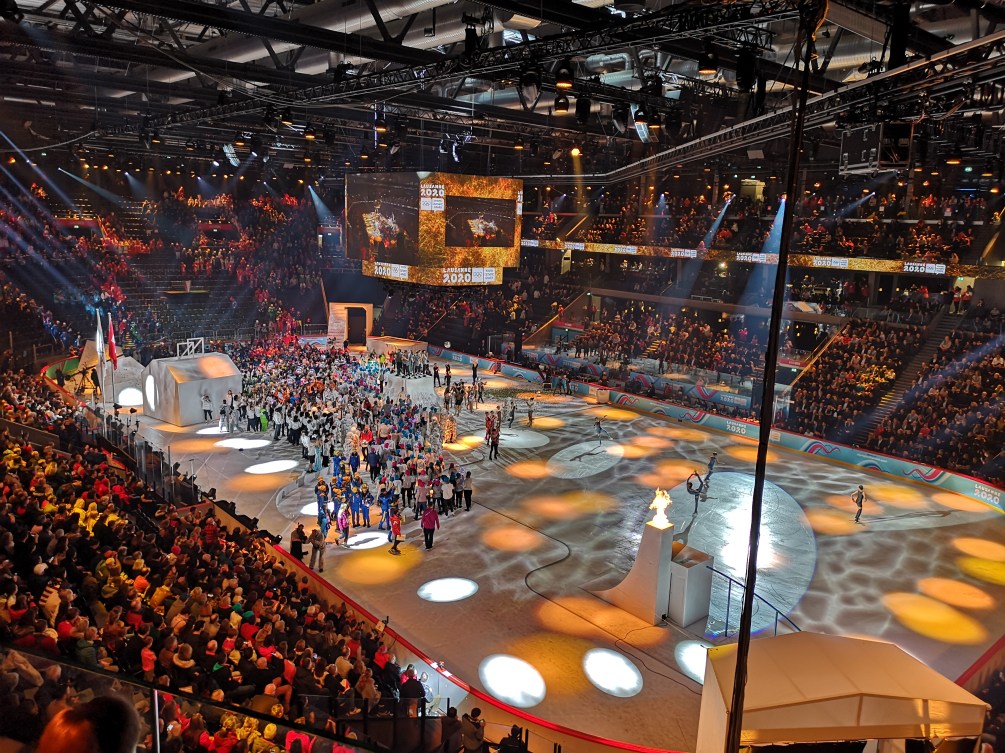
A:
[667, 546, 714, 627]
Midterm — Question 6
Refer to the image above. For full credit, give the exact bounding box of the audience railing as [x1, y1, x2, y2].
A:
[708, 565, 801, 639]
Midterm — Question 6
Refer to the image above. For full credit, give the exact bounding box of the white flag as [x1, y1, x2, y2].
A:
[95, 309, 105, 366]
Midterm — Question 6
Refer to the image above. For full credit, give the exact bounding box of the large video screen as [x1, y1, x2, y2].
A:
[345, 173, 420, 265]
[346, 172, 522, 286]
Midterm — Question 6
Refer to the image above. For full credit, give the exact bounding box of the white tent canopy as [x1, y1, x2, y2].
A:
[697, 633, 988, 753]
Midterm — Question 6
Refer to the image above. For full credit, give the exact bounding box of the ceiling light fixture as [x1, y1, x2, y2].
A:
[555, 58, 575, 89]
[697, 38, 718, 76]
[554, 94, 569, 114]
[518, 67, 543, 111]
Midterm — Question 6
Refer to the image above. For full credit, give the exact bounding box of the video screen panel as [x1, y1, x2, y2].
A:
[347, 172, 522, 286]
[445, 196, 517, 248]
[345, 173, 420, 264]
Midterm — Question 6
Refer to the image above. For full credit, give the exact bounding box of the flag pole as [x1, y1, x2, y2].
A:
[108, 313, 118, 445]
[96, 308, 107, 439]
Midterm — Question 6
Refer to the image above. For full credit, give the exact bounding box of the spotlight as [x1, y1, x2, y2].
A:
[185, 140, 195, 151]
[981, 162, 994, 177]
[735, 47, 757, 91]
[553, 94, 569, 114]
[554, 58, 575, 89]
[944, 148, 962, 165]
[570, 143, 581, 157]
[697, 39, 718, 76]
[212, 159, 220, 167]
[374, 110, 388, 134]
[303, 124, 316, 140]
[464, 25, 480, 57]
[633, 107, 648, 125]
[517, 67, 542, 111]
[648, 111, 662, 130]
[304, 153, 313, 164]
[280, 108, 294, 127]
[360, 145, 370, 160]
[514, 137, 525, 151]
[150, 131, 162, 145]
[233, 133, 246, 147]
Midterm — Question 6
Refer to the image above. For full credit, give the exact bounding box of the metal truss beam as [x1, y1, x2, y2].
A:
[93, 0, 445, 67]
[471, 0, 609, 29]
[0, 24, 319, 90]
[827, 0, 953, 57]
[531, 28, 1005, 184]
[130, 1, 805, 132]
[0, 60, 223, 103]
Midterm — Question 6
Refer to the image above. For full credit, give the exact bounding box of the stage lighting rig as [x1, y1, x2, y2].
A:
[517, 66, 543, 112]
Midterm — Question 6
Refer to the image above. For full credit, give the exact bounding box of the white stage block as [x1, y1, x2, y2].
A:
[142, 353, 243, 427]
[384, 375, 438, 406]
[367, 336, 428, 357]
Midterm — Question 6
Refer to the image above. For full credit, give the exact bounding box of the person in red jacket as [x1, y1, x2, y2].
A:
[388, 508, 402, 555]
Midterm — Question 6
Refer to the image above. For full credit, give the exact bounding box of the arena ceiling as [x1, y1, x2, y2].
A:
[3, 0, 1005, 183]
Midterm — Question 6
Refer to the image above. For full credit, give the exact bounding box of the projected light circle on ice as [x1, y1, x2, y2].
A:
[478, 655, 546, 708]
[346, 532, 393, 550]
[417, 577, 479, 603]
[582, 649, 643, 697]
[245, 459, 299, 474]
[216, 438, 271, 450]
[144, 375, 156, 410]
[117, 387, 143, 407]
[197, 426, 228, 435]
[675, 640, 714, 684]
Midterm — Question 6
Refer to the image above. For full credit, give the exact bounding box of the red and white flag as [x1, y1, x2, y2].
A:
[107, 313, 118, 370]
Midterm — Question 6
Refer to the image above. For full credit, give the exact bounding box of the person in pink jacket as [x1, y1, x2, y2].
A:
[420, 504, 440, 550]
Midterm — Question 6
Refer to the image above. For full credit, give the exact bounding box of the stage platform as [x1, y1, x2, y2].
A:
[367, 335, 427, 356]
[134, 363, 1005, 751]
[384, 374, 438, 406]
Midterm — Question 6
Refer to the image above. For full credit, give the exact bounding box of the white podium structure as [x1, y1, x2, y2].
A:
[593, 490, 676, 624]
[667, 545, 714, 627]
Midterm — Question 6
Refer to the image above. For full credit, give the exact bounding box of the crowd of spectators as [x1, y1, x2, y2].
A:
[980, 668, 1005, 753]
[782, 321, 922, 441]
[566, 303, 766, 380]
[378, 267, 578, 351]
[0, 363, 440, 753]
[864, 327, 1005, 483]
[522, 184, 992, 264]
